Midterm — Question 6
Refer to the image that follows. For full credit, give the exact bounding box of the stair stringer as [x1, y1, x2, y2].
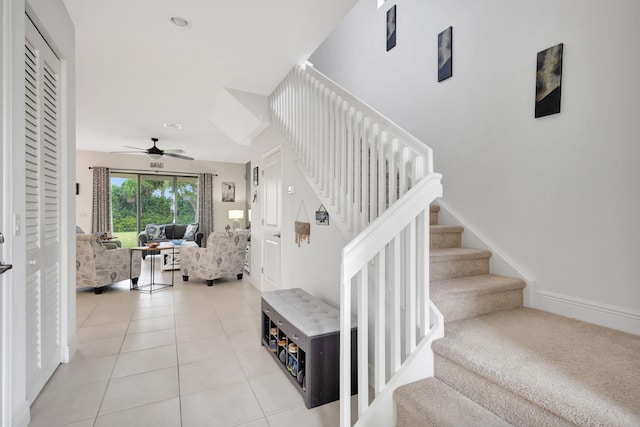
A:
[435, 199, 536, 306]
[354, 305, 445, 427]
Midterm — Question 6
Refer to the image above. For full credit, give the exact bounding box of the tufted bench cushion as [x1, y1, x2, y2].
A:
[262, 288, 357, 337]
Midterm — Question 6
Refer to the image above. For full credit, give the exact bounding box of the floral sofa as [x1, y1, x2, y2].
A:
[137, 223, 204, 259]
[76, 234, 141, 294]
[180, 230, 249, 286]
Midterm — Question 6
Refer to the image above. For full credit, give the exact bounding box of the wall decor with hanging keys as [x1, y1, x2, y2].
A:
[295, 200, 311, 246]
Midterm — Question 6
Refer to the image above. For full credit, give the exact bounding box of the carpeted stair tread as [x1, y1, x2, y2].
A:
[430, 224, 464, 234]
[394, 377, 512, 427]
[430, 247, 492, 261]
[431, 274, 525, 302]
[433, 307, 640, 426]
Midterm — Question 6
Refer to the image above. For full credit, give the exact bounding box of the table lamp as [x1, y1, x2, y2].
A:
[228, 210, 244, 230]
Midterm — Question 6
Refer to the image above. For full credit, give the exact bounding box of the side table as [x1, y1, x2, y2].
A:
[130, 243, 175, 293]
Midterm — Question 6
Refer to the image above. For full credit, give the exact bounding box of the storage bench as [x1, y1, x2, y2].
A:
[261, 288, 357, 408]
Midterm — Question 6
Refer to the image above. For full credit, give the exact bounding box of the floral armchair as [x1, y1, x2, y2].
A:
[180, 231, 249, 286]
[76, 234, 142, 294]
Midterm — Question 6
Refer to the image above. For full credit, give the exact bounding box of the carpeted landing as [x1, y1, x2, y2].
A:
[394, 206, 640, 426]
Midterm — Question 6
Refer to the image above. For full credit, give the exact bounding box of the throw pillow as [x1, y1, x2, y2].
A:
[146, 224, 166, 240]
[183, 223, 198, 240]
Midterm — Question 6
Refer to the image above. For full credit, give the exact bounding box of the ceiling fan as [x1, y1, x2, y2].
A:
[113, 137, 194, 160]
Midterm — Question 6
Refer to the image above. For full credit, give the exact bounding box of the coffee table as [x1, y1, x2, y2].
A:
[160, 241, 198, 271]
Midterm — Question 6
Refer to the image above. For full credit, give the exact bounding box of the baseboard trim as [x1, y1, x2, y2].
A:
[533, 289, 640, 335]
[12, 400, 30, 427]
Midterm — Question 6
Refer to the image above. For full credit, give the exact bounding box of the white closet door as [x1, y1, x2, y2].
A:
[24, 15, 62, 403]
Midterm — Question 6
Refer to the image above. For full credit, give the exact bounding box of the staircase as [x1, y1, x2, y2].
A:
[394, 206, 640, 426]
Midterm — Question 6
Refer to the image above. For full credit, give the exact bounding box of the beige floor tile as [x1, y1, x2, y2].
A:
[121, 328, 176, 353]
[229, 331, 261, 354]
[29, 380, 108, 427]
[221, 314, 261, 336]
[99, 367, 179, 416]
[76, 321, 129, 341]
[266, 401, 340, 427]
[175, 320, 225, 343]
[63, 419, 95, 427]
[214, 301, 259, 320]
[94, 397, 181, 427]
[132, 304, 175, 320]
[83, 309, 134, 326]
[44, 354, 117, 391]
[127, 315, 175, 334]
[249, 371, 304, 416]
[174, 309, 219, 328]
[179, 354, 246, 396]
[236, 419, 269, 427]
[177, 335, 230, 366]
[236, 347, 281, 379]
[112, 344, 177, 378]
[181, 382, 264, 427]
[75, 335, 124, 359]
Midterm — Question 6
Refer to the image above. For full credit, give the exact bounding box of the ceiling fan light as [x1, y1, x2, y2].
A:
[148, 153, 163, 160]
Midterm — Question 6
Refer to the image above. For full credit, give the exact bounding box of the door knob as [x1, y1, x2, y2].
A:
[0, 232, 4, 244]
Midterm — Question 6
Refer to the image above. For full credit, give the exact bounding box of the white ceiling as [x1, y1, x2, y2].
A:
[63, 0, 357, 163]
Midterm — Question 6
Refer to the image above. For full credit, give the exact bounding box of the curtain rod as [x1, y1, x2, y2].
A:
[88, 166, 217, 177]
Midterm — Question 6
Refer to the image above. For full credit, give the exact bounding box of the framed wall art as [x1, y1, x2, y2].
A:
[315, 205, 329, 225]
[222, 182, 235, 202]
[253, 166, 259, 186]
[386, 5, 396, 51]
[535, 43, 563, 118]
[438, 26, 453, 82]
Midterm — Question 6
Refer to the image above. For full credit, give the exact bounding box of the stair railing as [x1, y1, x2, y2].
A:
[269, 64, 443, 427]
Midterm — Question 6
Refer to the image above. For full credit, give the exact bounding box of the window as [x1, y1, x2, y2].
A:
[111, 172, 198, 247]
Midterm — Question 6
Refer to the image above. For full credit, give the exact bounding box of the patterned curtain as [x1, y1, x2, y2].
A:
[91, 167, 112, 233]
[198, 173, 215, 247]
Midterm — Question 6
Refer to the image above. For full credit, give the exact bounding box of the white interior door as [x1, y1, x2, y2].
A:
[24, 15, 62, 403]
[262, 148, 282, 290]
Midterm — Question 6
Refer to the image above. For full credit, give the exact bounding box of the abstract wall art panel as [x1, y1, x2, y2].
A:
[535, 43, 563, 118]
[438, 26, 453, 82]
[386, 5, 396, 51]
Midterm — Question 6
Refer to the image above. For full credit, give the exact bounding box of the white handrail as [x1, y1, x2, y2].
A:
[269, 64, 443, 427]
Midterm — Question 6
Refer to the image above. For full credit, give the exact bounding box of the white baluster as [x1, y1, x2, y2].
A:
[357, 266, 369, 417]
[375, 249, 386, 394]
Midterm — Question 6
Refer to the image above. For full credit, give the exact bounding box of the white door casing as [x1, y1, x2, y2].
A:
[24, 15, 62, 403]
[262, 147, 281, 290]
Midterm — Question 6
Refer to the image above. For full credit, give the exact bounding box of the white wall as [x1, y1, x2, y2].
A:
[310, 0, 640, 332]
[1, 1, 76, 425]
[250, 126, 347, 306]
[76, 150, 247, 235]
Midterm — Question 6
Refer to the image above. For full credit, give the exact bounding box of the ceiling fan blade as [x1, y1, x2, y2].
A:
[122, 145, 147, 151]
[110, 150, 146, 154]
[165, 152, 194, 160]
[162, 149, 186, 154]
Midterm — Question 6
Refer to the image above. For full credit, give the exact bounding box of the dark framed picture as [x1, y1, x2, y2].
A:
[535, 43, 563, 118]
[253, 166, 259, 186]
[386, 5, 396, 51]
[315, 206, 329, 225]
[438, 26, 453, 82]
[222, 182, 235, 202]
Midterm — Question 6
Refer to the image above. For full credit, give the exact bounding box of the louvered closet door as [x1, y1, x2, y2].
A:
[24, 15, 62, 403]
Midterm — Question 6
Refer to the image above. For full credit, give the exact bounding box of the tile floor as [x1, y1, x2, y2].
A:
[28, 257, 341, 427]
